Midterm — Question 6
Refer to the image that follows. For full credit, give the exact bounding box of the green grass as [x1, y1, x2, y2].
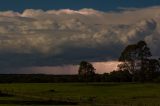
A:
[0, 83, 160, 106]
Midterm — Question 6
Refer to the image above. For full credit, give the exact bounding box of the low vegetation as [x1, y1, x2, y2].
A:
[0, 83, 159, 105]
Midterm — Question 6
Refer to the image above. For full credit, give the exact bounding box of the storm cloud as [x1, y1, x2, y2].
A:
[0, 6, 159, 73]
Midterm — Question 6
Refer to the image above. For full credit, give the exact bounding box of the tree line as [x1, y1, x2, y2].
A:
[78, 41, 160, 82]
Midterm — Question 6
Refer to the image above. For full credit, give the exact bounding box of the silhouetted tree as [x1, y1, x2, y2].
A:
[78, 61, 95, 82]
[147, 59, 160, 81]
[119, 44, 137, 74]
[134, 41, 152, 82]
[118, 40, 156, 82]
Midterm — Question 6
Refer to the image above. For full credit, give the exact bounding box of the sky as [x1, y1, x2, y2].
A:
[0, 0, 160, 74]
[0, 0, 160, 12]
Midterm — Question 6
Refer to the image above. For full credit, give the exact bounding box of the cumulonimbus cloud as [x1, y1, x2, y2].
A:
[0, 7, 159, 72]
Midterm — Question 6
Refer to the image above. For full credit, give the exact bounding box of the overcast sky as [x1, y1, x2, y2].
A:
[0, 0, 160, 74]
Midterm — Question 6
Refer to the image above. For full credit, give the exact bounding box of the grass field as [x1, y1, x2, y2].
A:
[0, 83, 160, 106]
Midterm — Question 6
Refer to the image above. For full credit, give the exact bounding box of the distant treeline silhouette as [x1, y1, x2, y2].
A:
[0, 74, 127, 83]
[0, 74, 80, 83]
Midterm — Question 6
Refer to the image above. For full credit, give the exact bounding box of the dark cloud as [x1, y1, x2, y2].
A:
[0, 7, 159, 72]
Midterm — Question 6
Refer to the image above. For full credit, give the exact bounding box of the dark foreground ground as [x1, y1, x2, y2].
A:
[0, 83, 160, 106]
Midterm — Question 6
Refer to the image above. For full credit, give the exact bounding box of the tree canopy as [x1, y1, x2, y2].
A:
[78, 61, 95, 75]
[118, 40, 160, 82]
[78, 61, 95, 82]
